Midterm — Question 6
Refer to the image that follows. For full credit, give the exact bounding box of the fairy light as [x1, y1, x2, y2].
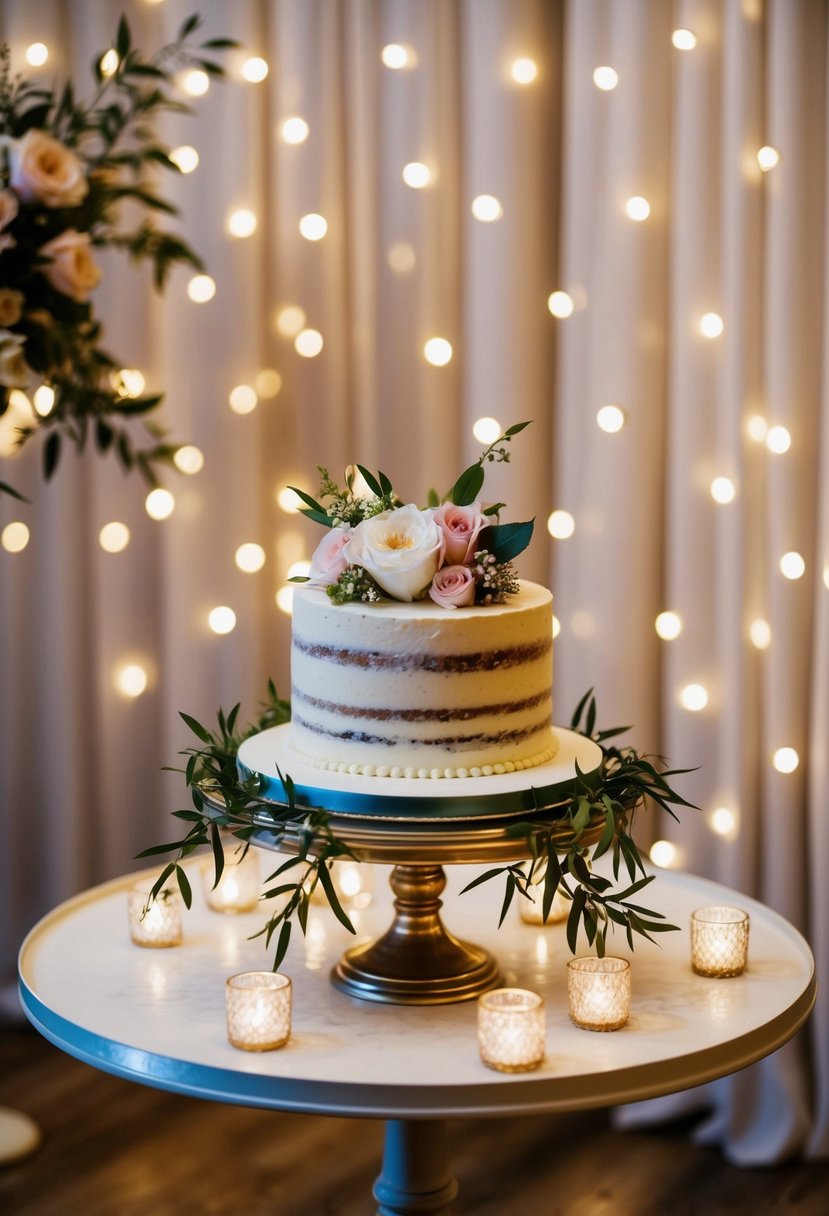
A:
[699, 312, 724, 338]
[649, 840, 679, 868]
[1, 521, 30, 553]
[472, 417, 502, 444]
[181, 68, 209, 97]
[510, 57, 538, 84]
[274, 305, 306, 337]
[227, 208, 257, 238]
[25, 43, 49, 67]
[749, 618, 772, 650]
[824, 565, 829, 591]
[471, 195, 503, 222]
[187, 274, 216, 303]
[710, 476, 736, 504]
[235, 543, 266, 573]
[277, 488, 302, 514]
[112, 368, 145, 398]
[295, 329, 324, 358]
[547, 291, 574, 318]
[423, 338, 452, 367]
[671, 29, 697, 50]
[145, 488, 175, 520]
[208, 607, 236, 635]
[547, 510, 575, 540]
[98, 522, 130, 553]
[709, 807, 738, 839]
[276, 586, 295, 614]
[625, 195, 651, 221]
[403, 162, 431, 189]
[679, 683, 708, 711]
[281, 116, 309, 144]
[116, 663, 148, 698]
[655, 611, 683, 640]
[169, 145, 199, 173]
[772, 747, 799, 774]
[757, 145, 781, 172]
[596, 405, 626, 433]
[381, 44, 411, 69]
[173, 445, 204, 475]
[299, 213, 328, 241]
[766, 425, 791, 454]
[241, 57, 269, 83]
[593, 66, 619, 91]
[33, 384, 55, 416]
[552, 615, 561, 638]
[255, 369, 282, 398]
[746, 414, 768, 442]
[100, 50, 119, 77]
[779, 551, 805, 580]
[387, 242, 416, 274]
[228, 384, 258, 415]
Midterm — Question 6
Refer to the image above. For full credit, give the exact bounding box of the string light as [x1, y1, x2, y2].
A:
[100, 50, 119, 77]
[593, 66, 619, 91]
[779, 551, 805, 580]
[596, 405, 626, 432]
[650, 840, 679, 868]
[749, 618, 771, 650]
[423, 338, 453, 367]
[671, 29, 698, 50]
[472, 417, 502, 444]
[471, 195, 503, 222]
[571, 610, 596, 639]
[276, 586, 295, 614]
[169, 145, 199, 173]
[112, 368, 145, 398]
[1, 521, 29, 553]
[757, 145, 781, 172]
[208, 606, 237, 635]
[287, 560, 311, 579]
[277, 488, 302, 514]
[625, 195, 651, 221]
[772, 747, 799, 774]
[295, 329, 324, 358]
[33, 384, 55, 416]
[547, 291, 574, 318]
[274, 305, 306, 337]
[709, 807, 738, 839]
[299, 213, 328, 241]
[235, 543, 266, 573]
[402, 162, 431, 189]
[116, 663, 148, 698]
[381, 44, 413, 69]
[25, 43, 49, 67]
[766, 425, 791, 454]
[281, 116, 309, 144]
[746, 414, 768, 442]
[98, 522, 130, 553]
[824, 566, 829, 591]
[699, 312, 724, 338]
[547, 510, 575, 539]
[173, 445, 204, 475]
[679, 683, 708, 711]
[387, 242, 416, 274]
[228, 384, 258, 414]
[145, 488, 175, 520]
[552, 615, 561, 638]
[255, 369, 282, 398]
[187, 274, 216, 303]
[241, 57, 269, 83]
[710, 476, 736, 504]
[655, 611, 683, 640]
[227, 208, 257, 238]
[510, 57, 538, 85]
[181, 69, 209, 97]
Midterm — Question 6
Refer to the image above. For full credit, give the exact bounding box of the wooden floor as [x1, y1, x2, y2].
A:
[1, 1023, 827, 1215]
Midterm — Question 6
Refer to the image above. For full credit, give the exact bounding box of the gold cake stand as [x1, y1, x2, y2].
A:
[217, 726, 603, 1006]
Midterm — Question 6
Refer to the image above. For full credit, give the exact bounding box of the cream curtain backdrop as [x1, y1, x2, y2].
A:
[0, 0, 826, 1164]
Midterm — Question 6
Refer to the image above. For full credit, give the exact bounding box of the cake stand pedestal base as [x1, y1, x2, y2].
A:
[332, 864, 500, 1005]
[373, 1119, 458, 1215]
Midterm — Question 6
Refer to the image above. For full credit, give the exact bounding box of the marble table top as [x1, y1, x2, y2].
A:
[18, 858, 815, 1120]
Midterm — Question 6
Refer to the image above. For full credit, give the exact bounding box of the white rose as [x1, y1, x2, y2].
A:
[7, 130, 89, 208]
[0, 330, 30, 388]
[39, 229, 102, 301]
[344, 504, 446, 602]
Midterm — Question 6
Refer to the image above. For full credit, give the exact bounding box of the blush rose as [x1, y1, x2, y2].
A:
[429, 564, 477, 609]
[432, 500, 487, 564]
[7, 130, 89, 208]
[308, 525, 352, 586]
[39, 230, 102, 302]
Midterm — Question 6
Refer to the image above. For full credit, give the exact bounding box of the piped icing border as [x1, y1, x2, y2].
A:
[290, 739, 559, 780]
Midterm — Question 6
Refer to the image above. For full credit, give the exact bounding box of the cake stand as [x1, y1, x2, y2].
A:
[217, 725, 604, 1005]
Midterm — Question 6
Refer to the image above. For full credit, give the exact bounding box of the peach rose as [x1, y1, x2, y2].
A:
[432, 500, 487, 564]
[39, 230, 102, 302]
[0, 289, 24, 327]
[0, 330, 30, 388]
[308, 525, 352, 586]
[429, 565, 477, 609]
[0, 190, 18, 252]
[345, 504, 445, 601]
[7, 130, 89, 208]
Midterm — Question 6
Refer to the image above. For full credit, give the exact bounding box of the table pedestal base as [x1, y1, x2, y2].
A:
[373, 1120, 459, 1216]
[332, 864, 501, 1005]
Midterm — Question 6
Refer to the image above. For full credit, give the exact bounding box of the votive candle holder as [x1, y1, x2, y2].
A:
[202, 845, 261, 914]
[567, 956, 631, 1031]
[691, 906, 749, 977]
[128, 886, 182, 948]
[226, 972, 292, 1051]
[519, 883, 570, 926]
[478, 988, 546, 1073]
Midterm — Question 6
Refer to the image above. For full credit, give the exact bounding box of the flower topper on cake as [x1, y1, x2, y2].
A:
[289, 422, 535, 608]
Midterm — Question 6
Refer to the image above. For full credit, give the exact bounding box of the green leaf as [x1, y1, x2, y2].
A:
[459, 867, 506, 895]
[504, 421, 531, 437]
[150, 863, 176, 903]
[566, 886, 587, 954]
[317, 863, 356, 934]
[450, 463, 485, 506]
[426, 488, 439, 508]
[210, 823, 225, 888]
[135, 840, 187, 858]
[356, 465, 383, 496]
[43, 432, 61, 480]
[178, 13, 202, 39]
[477, 518, 535, 563]
[541, 851, 563, 922]
[0, 481, 30, 503]
[570, 688, 594, 732]
[498, 875, 516, 927]
[116, 15, 131, 61]
[175, 864, 192, 909]
[272, 919, 292, 970]
[179, 711, 212, 743]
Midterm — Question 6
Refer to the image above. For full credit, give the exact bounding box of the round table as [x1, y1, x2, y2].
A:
[18, 859, 815, 1215]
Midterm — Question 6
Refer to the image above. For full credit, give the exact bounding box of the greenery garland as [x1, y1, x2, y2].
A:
[138, 684, 697, 969]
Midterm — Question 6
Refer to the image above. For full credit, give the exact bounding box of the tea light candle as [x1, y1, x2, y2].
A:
[202, 844, 261, 913]
[225, 972, 292, 1051]
[309, 860, 374, 910]
[691, 906, 749, 977]
[567, 956, 631, 1031]
[128, 886, 182, 948]
[477, 988, 545, 1072]
[519, 883, 570, 925]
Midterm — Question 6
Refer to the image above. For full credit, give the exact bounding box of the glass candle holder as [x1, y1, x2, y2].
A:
[691, 906, 749, 977]
[225, 972, 292, 1051]
[308, 860, 374, 910]
[477, 988, 546, 1073]
[202, 845, 261, 913]
[128, 886, 182, 948]
[519, 883, 570, 926]
[567, 956, 631, 1031]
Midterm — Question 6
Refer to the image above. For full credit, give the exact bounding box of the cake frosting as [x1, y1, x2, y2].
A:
[288, 580, 558, 778]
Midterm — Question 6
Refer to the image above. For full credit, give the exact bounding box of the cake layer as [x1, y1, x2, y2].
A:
[289, 581, 557, 778]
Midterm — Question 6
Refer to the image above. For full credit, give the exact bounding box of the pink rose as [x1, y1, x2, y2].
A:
[7, 130, 89, 208]
[432, 501, 487, 565]
[39, 229, 102, 302]
[308, 526, 352, 586]
[429, 564, 477, 610]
